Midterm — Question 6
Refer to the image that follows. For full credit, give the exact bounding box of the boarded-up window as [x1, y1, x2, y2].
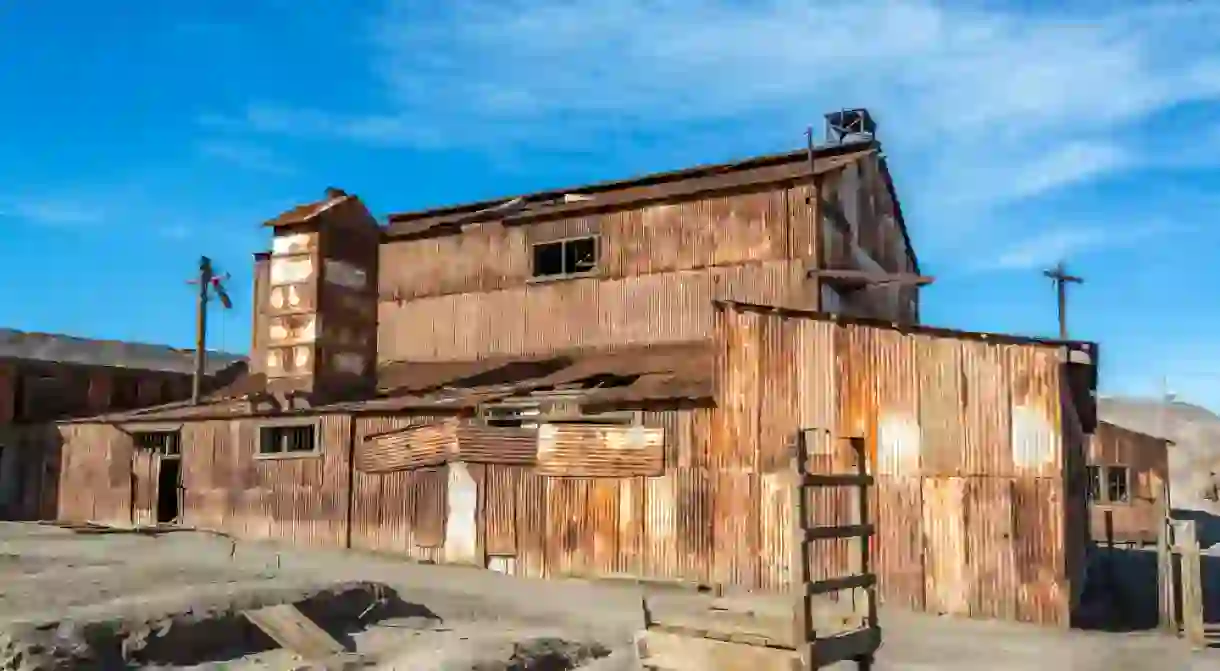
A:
[536, 423, 664, 477]
[356, 422, 457, 473]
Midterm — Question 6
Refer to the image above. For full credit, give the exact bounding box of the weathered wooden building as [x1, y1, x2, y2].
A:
[44, 114, 1101, 628]
[1086, 421, 1170, 546]
[0, 329, 243, 519]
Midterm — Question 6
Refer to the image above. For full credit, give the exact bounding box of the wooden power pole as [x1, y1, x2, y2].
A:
[1043, 261, 1083, 340]
[188, 256, 233, 405]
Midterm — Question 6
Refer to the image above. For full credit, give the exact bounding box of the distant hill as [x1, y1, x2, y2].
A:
[1099, 396, 1220, 513]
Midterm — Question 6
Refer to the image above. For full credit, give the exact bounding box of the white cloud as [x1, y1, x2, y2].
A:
[988, 221, 1172, 271]
[197, 140, 294, 175]
[0, 195, 107, 227]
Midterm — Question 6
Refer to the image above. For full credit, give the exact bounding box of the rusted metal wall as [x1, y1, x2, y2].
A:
[1087, 421, 1169, 545]
[378, 182, 822, 363]
[711, 302, 1080, 627]
[55, 423, 134, 525]
[379, 259, 811, 362]
[535, 423, 664, 477]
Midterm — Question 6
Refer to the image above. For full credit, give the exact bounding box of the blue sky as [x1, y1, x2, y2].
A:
[1, 1, 1218, 411]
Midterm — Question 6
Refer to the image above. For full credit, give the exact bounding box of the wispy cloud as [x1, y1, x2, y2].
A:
[988, 221, 1172, 271]
[197, 140, 294, 175]
[0, 195, 107, 227]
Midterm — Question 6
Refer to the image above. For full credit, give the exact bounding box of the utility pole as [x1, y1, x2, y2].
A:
[188, 256, 233, 405]
[1043, 261, 1083, 339]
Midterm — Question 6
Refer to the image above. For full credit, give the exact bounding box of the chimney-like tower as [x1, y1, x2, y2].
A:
[259, 190, 380, 404]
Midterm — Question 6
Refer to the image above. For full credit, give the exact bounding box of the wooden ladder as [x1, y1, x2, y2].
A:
[635, 429, 881, 670]
[791, 429, 880, 669]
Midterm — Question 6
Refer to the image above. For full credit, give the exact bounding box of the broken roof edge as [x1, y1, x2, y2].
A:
[383, 139, 879, 232]
[713, 299, 1100, 353]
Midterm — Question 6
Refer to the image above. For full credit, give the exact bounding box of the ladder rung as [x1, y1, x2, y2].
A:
[807, 574, 876, 595]
[803, 524, 874, 541]
[801, 474, 873, 487]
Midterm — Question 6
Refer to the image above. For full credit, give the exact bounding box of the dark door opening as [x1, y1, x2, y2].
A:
[156, 457, 181, 524]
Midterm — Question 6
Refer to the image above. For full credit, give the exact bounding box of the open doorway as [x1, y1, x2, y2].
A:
[156, 457, 181, 524]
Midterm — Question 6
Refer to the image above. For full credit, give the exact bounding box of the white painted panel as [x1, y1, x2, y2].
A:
[877, 413, 921, 475]
[324, 259, 369, 290]
[444, 463, 479, 565]
[332, 352, 366, 375]
[487, 556, 516, 575]
[1012, 404, 1057, 472]
[272, 233, 313, 256]
[270, 256, 314, 286]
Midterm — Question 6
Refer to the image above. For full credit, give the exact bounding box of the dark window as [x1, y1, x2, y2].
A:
[1107, 466, 1130, 503]
[531, 236, 598, 279]
[258, 424, 317, 457]
[1086, 465, 1103, 502]
[133, 430, 180, 456]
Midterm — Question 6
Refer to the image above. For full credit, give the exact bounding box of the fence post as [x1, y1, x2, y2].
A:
[1175, 520, 1205, 649]
[1157, 515, 1176, 633]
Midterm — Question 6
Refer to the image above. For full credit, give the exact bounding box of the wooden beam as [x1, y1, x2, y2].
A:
[243, 604, 347, 661]
[808, 267, 935, 288]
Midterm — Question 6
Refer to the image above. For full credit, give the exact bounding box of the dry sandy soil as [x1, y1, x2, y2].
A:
[0, 521, 1217, 670]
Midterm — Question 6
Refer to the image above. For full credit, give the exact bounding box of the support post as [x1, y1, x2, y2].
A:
[191, 256, 214, 405]
[1175, 520, 1205, 648]
[1042, 261, 1083, 340]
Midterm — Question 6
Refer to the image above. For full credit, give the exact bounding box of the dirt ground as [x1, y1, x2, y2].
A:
[1, 522, 1217, 670]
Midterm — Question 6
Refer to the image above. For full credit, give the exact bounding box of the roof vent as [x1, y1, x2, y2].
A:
[824, 108, 877, 144]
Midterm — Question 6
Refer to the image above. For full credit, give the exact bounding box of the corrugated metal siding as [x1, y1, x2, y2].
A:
[1086, 420, 1168, 545]
[378, 259, 811, 362]
[56, 424, 132, 525]
[378, 184, 814, 304]
[457, 425, 537, 464]
[536, 423, 664, 477]
[483, 464, 520, 556]
[714, 302, 1076, 627]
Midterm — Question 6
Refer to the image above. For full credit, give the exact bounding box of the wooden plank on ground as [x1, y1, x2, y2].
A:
[243, 604, 347, 661]
[808, 627, 881, 667]
[635, 629, 801, 671]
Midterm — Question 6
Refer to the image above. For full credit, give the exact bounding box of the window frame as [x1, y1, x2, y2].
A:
[255, 417, 321, 460]
[130, 428, 183, 458]
[1106, 464, 1131, 504]
[528, 235, 600, 282]
[1085, 465, 1104, 502]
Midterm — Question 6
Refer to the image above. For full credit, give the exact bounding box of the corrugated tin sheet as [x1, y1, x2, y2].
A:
[356, 421, 458, 473]
[456, 425, 537, 465]
[378, 259, 810, 363]
[536, 423, 664, 477]
[483, 464, 520, 556]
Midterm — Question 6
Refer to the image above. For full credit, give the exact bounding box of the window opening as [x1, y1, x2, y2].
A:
[1107, 465, 1130, 503]
[258, 424, 317, 456]
[532, 236, 598, 278]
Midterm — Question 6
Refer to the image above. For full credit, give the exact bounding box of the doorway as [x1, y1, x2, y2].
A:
[156, 457, 181, 524]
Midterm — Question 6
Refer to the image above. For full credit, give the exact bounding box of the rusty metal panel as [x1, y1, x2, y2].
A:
[837, 325, 878, 467]
[545, 477, 592, 577]
[644, 474, 679, 580]
[758, 471, 792, 592]
[921, 477, 970, 617]
[377, 260, 808, 363]
[873, 475, 924, 610]
[917, 336, 963, 476]
[378, 225, 531, 302]
[412, 466, 447, 548]
[965, 477, 1017, 621]
[600, 189, 790, 278]
[516, 468, 548, 578]
[786, 181, 819, 262]
[536, 424, 664, 477]
[1008, 346, 1063, 479]
[873, 328, 920, 477]
[131, 450, 157, 526]
[616, 476, 646, 577]
[1013, 476, 1068, 626]
[456, 425, 538, 465]
[757, 309, 799, 474]
[673, 467, 712, 584]
[712, 469, 758, 590]
[796, 318, 839, 440]
[356, 421, 458, 473]
[712, 306, 761, 471]
[589, 478, 620, 577]
[962, 340, 1014, 477]
[483, 464, 519, 556]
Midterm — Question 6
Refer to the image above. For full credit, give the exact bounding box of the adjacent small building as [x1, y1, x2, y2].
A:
[1086, 421, 1171, 546]
[0, 329, 243, 519]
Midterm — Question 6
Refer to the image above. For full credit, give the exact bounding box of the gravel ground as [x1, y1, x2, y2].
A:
[1, 521, 1218, 669]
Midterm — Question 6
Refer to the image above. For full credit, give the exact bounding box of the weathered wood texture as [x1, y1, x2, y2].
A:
[1087, 421, 1170, 545]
